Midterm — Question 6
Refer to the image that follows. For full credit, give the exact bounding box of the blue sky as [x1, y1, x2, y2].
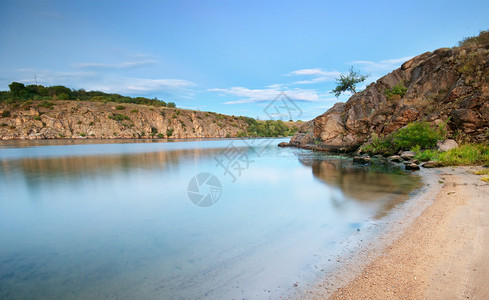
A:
[1, 0, 488, 120]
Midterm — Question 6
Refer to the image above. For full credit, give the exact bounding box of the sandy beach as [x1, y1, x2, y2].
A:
[305, 166, 489, 299]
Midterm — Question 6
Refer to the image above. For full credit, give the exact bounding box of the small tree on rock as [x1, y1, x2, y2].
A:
[331, 67, 369, 97]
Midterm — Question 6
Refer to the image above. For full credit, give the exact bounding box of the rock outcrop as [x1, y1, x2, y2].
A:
[0, 101, 252, 140]
[290, 44, 489, 151]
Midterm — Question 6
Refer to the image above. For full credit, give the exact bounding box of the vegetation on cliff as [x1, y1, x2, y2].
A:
[290, 30, 489, 156]
[0, 84, 298, 140]
[0, 82, 176, 108]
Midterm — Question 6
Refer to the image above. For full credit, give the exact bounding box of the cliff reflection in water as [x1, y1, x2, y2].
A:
[0, 147, 223, 191]
[298, 154, 422, 218]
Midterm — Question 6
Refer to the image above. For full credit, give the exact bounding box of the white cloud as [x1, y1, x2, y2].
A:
[350, 56, 414, 72]
[13, 68, 196, 98]
[209, 86, 330, 104]
[71, 60, 158, 70]
[87, 77, 196, 98]
[287, 68, 340, 85]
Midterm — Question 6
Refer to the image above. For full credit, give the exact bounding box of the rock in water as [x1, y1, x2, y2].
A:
[353, 155, 371, 164]
[405, 163, 420, 170]
[400, 151, 416, 160]
[278, 142, 290, 147]
[422, 161, 441, 168]
[388, 155, 403, 163]
[437, 139, 458, 152]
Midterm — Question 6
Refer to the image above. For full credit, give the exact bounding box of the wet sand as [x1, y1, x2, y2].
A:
[305, 166, 489, 299]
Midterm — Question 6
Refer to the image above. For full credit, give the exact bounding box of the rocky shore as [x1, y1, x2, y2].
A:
[287, 44, 489, 152]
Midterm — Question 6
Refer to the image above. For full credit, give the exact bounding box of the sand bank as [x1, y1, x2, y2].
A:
[303, 166, 489, 299]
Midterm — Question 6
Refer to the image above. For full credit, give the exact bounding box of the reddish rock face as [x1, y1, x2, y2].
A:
[290, 46, 489, 151]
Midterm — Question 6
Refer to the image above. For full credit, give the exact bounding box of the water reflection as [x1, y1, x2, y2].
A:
[0, 140, 422, 299]
[298, 153, 421, 218]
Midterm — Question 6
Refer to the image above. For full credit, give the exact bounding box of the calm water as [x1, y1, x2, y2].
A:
[0, 138, 420, 299]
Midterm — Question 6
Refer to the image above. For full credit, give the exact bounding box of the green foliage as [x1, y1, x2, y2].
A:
[385, 82, 407, 100]
[34, 115, 42, 121]
[157, 133, 164, 138]
[167, 102, 176, 108]
[130, 109, 138, 113]
[361, 132, 392, 154]
[115, 105, 125, 110]
[79, 132, 86, 137]
[1, 82, 174, 107]
[41, 101, 55, 108]
[151, 127, 158, 134]
[458, 30, 489, 47]
[392, 122, 445, 150]
[109, 113, 130, 121]
[1, 110, 11, 118]
[331, 67, 369, 97]
[166, 128, 174, 137]
[245, 119, 297, 137]
[362, 121, 447, 155]
[416, 144, 489, 166]
[472, 169, 489, 175]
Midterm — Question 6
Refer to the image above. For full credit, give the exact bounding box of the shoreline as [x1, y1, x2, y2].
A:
[298, 166, 489, 299]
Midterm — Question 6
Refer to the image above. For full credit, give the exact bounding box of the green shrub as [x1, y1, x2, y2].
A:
[34, 115, 42, 121]
[41, 101, 55, 108]
[115, 105, 125, 110]
[362, 121, 447, 155]
[166, 128, 174, 137]
[109, 113, 130, 121]
[416, 144, 489, 166]
[392, 122, 444, 150]
[77, 121, 82, 125]
[157, 133, 164, 138]
[1, 110, 11, 118]
[89, 121, 94, 126]
[130, 109, 139, 113]
[458, 30, 489, 47]
[79, 132, 86, 137]
[385, 82, 407, 100]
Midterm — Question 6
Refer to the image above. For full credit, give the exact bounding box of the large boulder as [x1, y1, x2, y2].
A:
[287, 45, 489, 152]
[436, 139, 458, 152]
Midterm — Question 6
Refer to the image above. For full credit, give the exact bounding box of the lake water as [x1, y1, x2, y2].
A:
[0, 138, 421, 299]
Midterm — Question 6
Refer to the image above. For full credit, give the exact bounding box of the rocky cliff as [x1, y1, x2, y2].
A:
[290, 44, 489, 152]
[0, 101, 251, 140]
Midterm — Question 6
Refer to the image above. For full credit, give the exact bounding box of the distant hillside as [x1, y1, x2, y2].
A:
[290, 30, 489, 152]
[0, 84, 299, 140]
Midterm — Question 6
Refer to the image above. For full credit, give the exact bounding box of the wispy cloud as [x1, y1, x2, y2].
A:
[71, 60, 158, 70]
[13, 68, 196, 99]
[350, 56, 413, 72]
[209, 86, 331, 104]
[287, 68, 340, 85]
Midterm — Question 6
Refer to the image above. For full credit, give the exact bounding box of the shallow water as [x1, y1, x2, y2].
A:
[0, 138, 420, 299]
